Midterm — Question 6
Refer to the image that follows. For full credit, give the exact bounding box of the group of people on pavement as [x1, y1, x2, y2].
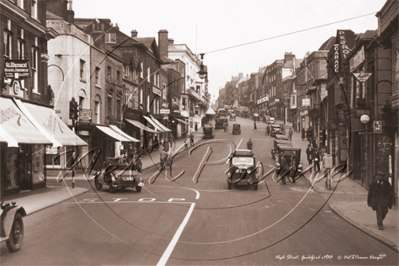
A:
[306, 143, 323, 172]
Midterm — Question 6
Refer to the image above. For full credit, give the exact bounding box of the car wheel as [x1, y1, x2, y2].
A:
[109, 185, 116, 193]
[281, 176, 286, 185]
[228, 182, 232, 189]
[95, 178, 102, 190]
[136, 186, 142, 192]
[6, 213, 24, 252]
[254, 184, 258, 190]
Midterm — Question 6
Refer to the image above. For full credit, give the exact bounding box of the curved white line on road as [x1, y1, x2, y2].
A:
[152, 185, 200, 199]
[157, 203, 196, 266]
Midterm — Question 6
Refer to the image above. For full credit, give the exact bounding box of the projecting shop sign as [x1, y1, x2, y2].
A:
[4, 60, 30, 79]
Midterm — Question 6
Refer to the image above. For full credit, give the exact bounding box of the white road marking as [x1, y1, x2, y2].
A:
[324, 210, 332, 213]
[113, 198, 128, 202]
[157, 203, 196, 266]
[236, 138, 243, 149]
[168, 198, 185, 202]
[265, 206, 270, 208]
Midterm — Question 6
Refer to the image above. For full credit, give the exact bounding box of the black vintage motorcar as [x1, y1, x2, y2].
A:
[93, 156, 144, 193]
[270, 124, 283, 137]
[0, 201, 26, 252]
[274, 134, 289, 140]
[226, 149, 262, 190]
[273, 147, 302, 185]
[203, 125, 215, 139]
[271, 139, 293, 159]
[232, 124, 241, 135]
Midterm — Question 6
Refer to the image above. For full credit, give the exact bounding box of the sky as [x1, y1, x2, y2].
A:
[73, 0, 388, 103]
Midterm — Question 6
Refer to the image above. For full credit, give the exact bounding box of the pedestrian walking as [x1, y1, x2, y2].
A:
[279, 152, 289, 184]
[312, 149, 320, 172]
[253, 121, 257, 130]
[195, 122, 198, 132]
[159, 141, 166, 168]
[288, 127, 293, 141]
[266, 125, 270, 136]
[301, 128, 305, 141]
[189, 131, 194, 147]
[289, 155, 296, 183]
[223, 121, 228, 132]
[367, 171, 395, 230]
[306, 144, 312, 165]
[153, 135, 159, 151]
[247, 138, 253, 150]
[169, 134, 176, 150]
[319, 146, 326, 167]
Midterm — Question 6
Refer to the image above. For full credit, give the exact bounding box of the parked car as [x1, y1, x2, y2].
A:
[271, 139, 293, 159]
[275, 134, 289, 140]
[269, 117, 275, 124]
[226, 149, 261, 190]
[0, 201, 26, 252]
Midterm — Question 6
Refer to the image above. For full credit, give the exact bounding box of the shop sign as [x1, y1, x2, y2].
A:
[4, 60, 30, 79]
[302, 99, 310, 106]
[257, 96, 269, 104]
[353, 71, 372, 83]
[300, 110, 308, 116]
[46, 145, 58, 154]
[355, 109, 370, 117]
[153, 86, 161, 96]
[181, 110, 189, 117]
[79, 130, 90, 136]
[349, 45, 365, 72]
[160, 109, 170, 114]
[79, 109, 92, 122]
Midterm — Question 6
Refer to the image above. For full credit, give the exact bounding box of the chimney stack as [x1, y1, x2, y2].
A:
[158, 29, 169, 58]
[168, 38, 174, 45]
[284, 52, 295, 63]
[131, 30, 138, 38]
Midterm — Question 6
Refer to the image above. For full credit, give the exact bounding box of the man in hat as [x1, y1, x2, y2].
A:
[367, 171, 394, 230]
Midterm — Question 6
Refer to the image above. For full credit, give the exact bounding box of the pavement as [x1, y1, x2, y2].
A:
[2, 122, 398, 253]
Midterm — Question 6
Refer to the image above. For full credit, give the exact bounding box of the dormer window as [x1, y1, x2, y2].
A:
[105, 33, 116, 43]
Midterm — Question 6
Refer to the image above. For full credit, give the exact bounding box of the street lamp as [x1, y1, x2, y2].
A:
[197, 53, 207, 79]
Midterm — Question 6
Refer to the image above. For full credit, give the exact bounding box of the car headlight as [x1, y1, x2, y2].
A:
[235, 169, 240, 173]
[227, 172, 231, 177]
[247, 169, 252, 174]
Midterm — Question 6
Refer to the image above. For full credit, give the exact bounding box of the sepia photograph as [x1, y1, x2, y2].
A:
[0, 0, 398, 265]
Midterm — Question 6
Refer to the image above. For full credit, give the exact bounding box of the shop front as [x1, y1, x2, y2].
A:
[0, 96, 86, 197]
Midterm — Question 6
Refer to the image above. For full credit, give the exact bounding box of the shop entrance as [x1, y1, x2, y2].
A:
[18, 144, 32, 190]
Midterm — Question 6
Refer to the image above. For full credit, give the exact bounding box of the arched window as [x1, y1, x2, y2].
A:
[78, 89, 87, 109]
[147, 95, 150, 112]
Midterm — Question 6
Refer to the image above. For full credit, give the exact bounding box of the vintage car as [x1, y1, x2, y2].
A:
[269, 117, 275, 124]
[226, 149, 261, 190]
[271, 139, 293, 159]
[270, 124, 283, 137]
[0, 201, 26, 252]
[274, 147, 302, 185]
[232, 124, 241, 135]
[275, 134, 289, 140]
[93, 157, 144, 193]
[230, 113, 236, 121]
[203, 125, 215, 139]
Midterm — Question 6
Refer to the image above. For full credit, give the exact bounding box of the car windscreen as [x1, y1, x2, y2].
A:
[232, 157, 254, 167]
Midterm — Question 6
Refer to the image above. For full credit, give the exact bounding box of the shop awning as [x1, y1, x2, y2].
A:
[0, 97, 53, 145]
[125, 119, 158, 133]
[109, 125, 140, 142]
[0, 126, 18, 147]
[14, 99, 87, 146]
[175, 118, 191, 125]
[150, 115, 171, 132]
[206, 107, 216, 115]
[96, 126, 132, 142]
[143, 115, 164, 132]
